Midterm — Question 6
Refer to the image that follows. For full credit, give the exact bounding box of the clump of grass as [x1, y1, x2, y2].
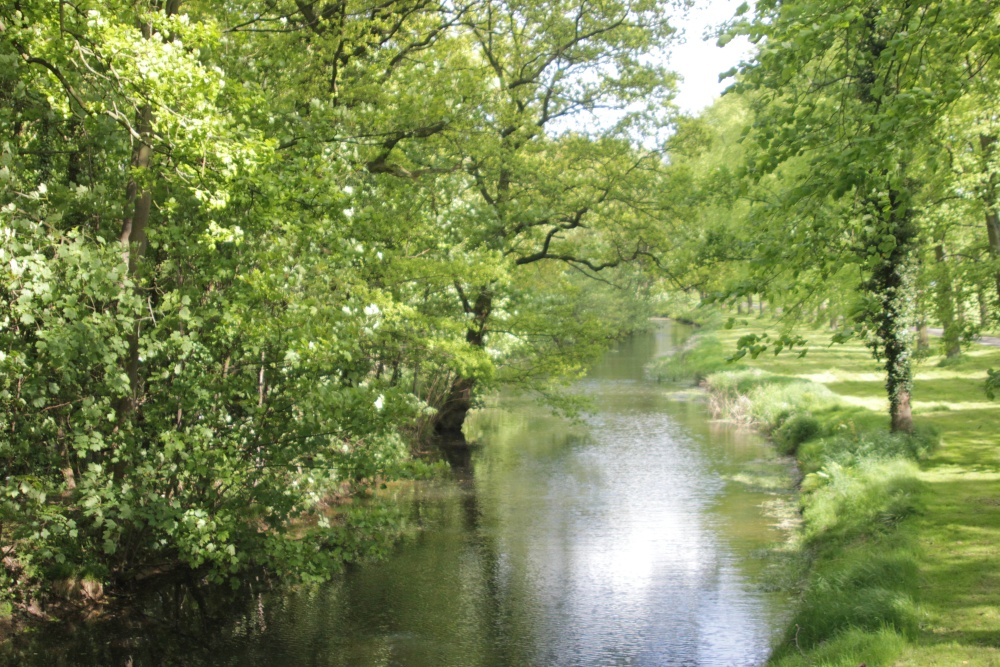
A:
[704, 369, 838, 431]
[774, 414, 821, 455]
[773, 530, 920, 655]
[391, 457, 451, 480]
[799, 426, 939, 472]
[802, 458, 923, 544]
[771, 626, 907, 667]
[935, 354, 970, 368]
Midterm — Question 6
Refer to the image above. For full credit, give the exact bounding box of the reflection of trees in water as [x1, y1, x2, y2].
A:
[1, 574, 275, 666]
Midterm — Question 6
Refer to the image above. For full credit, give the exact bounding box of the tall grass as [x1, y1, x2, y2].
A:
[704, 369, 839, 431]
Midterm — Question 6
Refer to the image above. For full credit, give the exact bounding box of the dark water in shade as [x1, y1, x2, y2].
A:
[2, 322, 794, 667]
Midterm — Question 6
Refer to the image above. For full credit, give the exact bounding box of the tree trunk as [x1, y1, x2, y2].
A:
[979, 135, 1000, 305]
[916, 318, 929, 352]
[118, 104, 153, 415]
[891, 386, 913, 433]
[434, 287, 492, 435]
[866, 192, 916, 434]
[934, 243, 962, 358]
[883, 278, 915, 434]
[986, 206, 1000, 306]
[117, 2, 180, 417]
[435, 376, 475, 435]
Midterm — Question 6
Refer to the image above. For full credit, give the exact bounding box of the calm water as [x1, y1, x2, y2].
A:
[4, 322, 793, 667]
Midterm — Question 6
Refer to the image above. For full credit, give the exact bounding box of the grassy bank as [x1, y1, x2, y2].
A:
[655, 319, 1000, 666]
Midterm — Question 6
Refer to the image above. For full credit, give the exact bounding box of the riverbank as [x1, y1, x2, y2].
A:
[1, 324, 794, 665]
[655, 319, 1000, 666]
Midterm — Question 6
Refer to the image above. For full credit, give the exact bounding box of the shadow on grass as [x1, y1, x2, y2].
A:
[673, 322, 1000, 666]
[908, 476, 1000, 648]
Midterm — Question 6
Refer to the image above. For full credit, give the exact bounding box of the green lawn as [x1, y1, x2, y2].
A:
[706, 320, 1000, 665]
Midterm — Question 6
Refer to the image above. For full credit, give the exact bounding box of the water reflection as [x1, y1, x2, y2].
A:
[3, 322, 791, 667]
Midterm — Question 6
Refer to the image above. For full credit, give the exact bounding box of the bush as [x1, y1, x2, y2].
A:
[774, 414, 820, 455]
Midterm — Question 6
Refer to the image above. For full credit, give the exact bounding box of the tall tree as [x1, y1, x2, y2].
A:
[727, 0, 999, 431]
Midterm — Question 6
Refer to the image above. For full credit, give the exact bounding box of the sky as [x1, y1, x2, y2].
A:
[666, 0, 756, 115]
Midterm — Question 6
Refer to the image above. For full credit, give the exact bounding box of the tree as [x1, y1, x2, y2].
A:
[0, 0, 430, 590]
[724, 0, 1000, 431]
[0, 0, 683, 603]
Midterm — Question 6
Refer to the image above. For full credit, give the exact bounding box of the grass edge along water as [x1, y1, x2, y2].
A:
[652, 316, 1000, 666]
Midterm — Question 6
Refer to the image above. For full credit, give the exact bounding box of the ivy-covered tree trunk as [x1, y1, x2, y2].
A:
[864, 192, 917, 434]
[854, 6, 917, 434]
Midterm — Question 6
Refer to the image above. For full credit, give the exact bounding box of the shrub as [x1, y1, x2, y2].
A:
[774, 414, 821, 455]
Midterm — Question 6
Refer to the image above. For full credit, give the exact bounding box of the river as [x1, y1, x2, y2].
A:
[3, 321, 794, 666]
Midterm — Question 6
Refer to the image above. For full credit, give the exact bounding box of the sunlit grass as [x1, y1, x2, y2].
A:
[665, 318, 1000, 667]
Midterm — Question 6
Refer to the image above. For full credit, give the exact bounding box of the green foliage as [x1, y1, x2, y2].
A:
[0, 0, 679, 605]
[773, 414, 820, 456]
[727, 332, 808, 362]
[985, 368, 1000, 400]
[669, 0, 1000, 431]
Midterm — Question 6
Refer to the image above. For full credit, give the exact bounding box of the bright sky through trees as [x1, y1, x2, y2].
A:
[668, 0, 754, 114]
